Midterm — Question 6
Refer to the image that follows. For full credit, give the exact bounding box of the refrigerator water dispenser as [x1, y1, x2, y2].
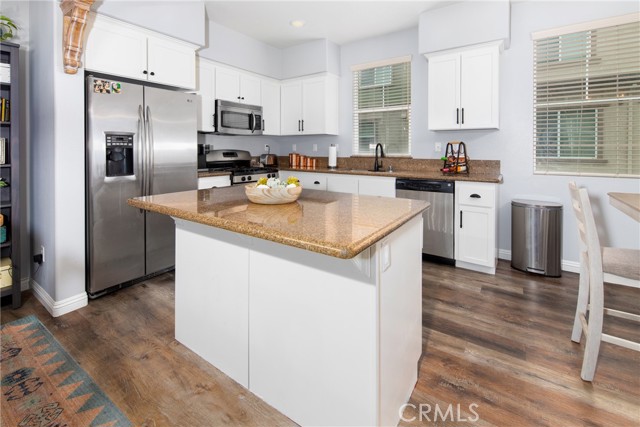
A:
[105, 132, 134, 177]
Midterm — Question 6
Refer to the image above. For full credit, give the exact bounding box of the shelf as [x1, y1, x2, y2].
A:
[0, 241, 10, 248]
[0, 122, 10, 126]
[0, 164, 9, 168]
[0, 204, 11, 209]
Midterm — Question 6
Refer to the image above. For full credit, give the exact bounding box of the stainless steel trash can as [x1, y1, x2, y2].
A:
[511, 199, 563, 277]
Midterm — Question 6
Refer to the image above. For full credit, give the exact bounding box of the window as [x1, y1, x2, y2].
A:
[353, 56, 411, 156]
[533, 15, 639, 177]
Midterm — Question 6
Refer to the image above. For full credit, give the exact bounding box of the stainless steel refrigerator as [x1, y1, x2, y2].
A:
[86, 76, 197, 297]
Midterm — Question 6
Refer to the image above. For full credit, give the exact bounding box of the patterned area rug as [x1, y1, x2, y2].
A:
[1, 315, 132, 427]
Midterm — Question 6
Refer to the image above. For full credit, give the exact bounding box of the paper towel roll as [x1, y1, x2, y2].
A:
[328, 144, 337, 168]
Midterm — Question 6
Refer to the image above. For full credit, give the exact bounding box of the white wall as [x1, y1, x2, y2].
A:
[92, 0, 206, 46]
[29, 0, 87, 312]
[281, 39, 341, 79]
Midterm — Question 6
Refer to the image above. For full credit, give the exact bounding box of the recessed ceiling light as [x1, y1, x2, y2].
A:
[290, 20, 306, 28]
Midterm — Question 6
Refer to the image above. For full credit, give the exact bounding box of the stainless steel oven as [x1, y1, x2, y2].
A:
[396, 179, 455, 264]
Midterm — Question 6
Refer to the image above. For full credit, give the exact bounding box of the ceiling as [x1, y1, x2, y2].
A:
[204, 1, 455, 48]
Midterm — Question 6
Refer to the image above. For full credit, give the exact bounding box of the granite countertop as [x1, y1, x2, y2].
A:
[278, 166, 503, 183]
[277, 157, 503, 183]
[128, 186, 429, 259]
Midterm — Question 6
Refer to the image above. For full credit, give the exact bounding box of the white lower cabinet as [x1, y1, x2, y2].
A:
[326, 174, 358, 194]
[198, 175, 230, 189]
[357, 176, 396, 197]
[454, 181, 498, 274]
[281, 171, 396, 197]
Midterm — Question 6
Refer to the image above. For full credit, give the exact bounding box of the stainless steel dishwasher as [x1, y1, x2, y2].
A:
[396, 179, 455, 264]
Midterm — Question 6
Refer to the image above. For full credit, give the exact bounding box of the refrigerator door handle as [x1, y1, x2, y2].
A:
[138, 104, 145, 212]
[146, 106, 155, 195]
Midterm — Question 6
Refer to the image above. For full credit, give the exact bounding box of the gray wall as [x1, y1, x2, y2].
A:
[199, 21, 283, 79]
[93, 0, 206, 46]
[28, 0, 56, 297]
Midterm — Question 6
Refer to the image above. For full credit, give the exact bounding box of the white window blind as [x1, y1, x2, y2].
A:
[353, 57, 411, 156]
[533, 17, 640, 177]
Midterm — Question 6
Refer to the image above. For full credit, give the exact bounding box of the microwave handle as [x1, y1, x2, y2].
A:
[250, 112, 255, 133]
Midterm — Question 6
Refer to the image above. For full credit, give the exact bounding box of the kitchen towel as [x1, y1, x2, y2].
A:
[328, 144, 337, 168]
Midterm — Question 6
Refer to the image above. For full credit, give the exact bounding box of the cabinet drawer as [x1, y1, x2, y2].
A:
[457, 182, 495, 207]
[280, 171, 327, 191]
[198, 175, 230, 189]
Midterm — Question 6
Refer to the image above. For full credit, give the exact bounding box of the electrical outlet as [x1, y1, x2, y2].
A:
[41, 245, 45, 263]
[435, 142, 442, 152]
[313, 144, 318, 152]
[264, 144, 270, 152]
[292, 144, 297, 152]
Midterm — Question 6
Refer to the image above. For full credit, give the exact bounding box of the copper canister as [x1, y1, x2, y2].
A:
[298, 155, 306, 168]
[306, 157, 313, 168]
[311, 158, 317, 169]
[291, 153, 299, 168]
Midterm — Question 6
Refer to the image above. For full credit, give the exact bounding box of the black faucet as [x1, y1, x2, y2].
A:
[374, 143, 385, 172]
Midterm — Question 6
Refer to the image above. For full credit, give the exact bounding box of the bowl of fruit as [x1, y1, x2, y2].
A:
[245, 176, 302, 205]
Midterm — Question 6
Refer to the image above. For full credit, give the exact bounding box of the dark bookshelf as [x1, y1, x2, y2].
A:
[0, 42, 21, 308]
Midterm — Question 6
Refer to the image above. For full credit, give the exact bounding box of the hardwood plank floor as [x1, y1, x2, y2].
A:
[2, 260, 638, 426]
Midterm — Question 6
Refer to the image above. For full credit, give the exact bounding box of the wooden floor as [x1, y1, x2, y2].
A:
[2, 260, 639, 426]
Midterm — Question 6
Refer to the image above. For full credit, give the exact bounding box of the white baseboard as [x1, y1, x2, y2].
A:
[30, 279, 88, 317]
[498, 249, 580, 274]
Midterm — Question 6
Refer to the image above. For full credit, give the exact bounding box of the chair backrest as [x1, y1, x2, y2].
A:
[568, 181, 604, 282]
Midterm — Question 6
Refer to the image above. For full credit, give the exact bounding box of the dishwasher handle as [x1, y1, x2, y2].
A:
[396, 179, 454, 193]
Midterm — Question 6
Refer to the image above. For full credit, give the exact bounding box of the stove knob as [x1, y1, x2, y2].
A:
[247, 176, 252, 181]
[241, 176, 246, 182]
[268, 173, 273, 178]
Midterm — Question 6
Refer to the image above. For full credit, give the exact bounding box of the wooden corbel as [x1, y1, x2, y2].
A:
[60, 0, 95, 74]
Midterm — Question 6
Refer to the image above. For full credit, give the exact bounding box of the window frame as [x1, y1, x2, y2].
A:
[352, 56, 412, 157]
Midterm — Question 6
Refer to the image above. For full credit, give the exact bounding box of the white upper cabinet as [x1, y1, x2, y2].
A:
[281, 74, 339, 136]
[261, 79, 281, 136]
[196, 58, 216, 132]
[85, 13, 197, 90]
[426, 41, 501, 130]
[215, 67, 262, 106]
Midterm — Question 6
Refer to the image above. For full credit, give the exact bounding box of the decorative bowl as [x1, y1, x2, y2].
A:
[245, 184, 302, 205]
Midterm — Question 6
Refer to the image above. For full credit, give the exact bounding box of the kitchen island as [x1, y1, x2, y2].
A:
[129, 186, 428, 426]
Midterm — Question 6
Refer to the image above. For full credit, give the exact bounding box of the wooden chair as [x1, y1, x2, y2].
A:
[568, 182, 640, 381]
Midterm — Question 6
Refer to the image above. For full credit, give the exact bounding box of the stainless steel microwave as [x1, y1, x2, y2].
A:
[214, 99, 263, 136]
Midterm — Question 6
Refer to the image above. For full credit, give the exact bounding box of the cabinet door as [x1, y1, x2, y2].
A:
[456, 205, 494, 267]
[240, 74, 262, 106]
[281, 82, 303, 135]
[196, 59, 215, 132]
[147, 35, 196, 90]
[358, 176, 396, 198]
[216, 67, 241, 102]
[460, 46, 499, 129]
[301, 77, 326, 135]
[427, 53, 460, 130]
[261, 79, 281, 136]
[327, 174, 358, 194]
[85, 16, 147, 81]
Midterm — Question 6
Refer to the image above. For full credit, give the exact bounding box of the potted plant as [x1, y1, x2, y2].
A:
[0, 15, 17, 41]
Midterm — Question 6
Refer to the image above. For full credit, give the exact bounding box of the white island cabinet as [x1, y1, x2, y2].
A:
[129, 187, 427, 426]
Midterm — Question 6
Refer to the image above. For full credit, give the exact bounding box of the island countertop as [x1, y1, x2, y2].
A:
[128, 186, 429, 259]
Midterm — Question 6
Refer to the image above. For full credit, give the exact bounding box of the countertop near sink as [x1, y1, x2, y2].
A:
[278, 157, 502, 183]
